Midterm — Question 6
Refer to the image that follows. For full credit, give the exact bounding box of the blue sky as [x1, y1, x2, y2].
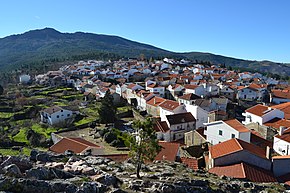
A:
[1, 0, 290, 63]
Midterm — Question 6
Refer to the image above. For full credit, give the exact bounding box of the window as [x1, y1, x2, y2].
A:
[219, 130, 223, 136]
[57, 115, 59, 118]
[232, 134, 235, 138]
[61, 110, 63, 112]
[67, 114, 70, 117]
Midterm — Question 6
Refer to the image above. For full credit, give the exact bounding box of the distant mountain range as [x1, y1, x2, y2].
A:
[0, 28, 289, 76]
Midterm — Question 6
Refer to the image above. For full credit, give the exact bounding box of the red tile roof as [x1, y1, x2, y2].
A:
[154, 121, 170, 133]
[275, 127, 290, 143]
[159, 100, 181, 111]
[146, 96, 166, 107]
[184, 84, 199, 90]
[248, 83, 267, 90]
[209, 138, 266, 159]
[50, 137, 101, 154]
[272, 102, 290, 119]
[178, 93, 201, 101]
[180, 157, 198, 170]
[272, 89, 290, 99]
[264, 118, 290, 130]
[224, 119, 249, 132]
[155, 141, 180, 162]
[209, 162, 276, 183]
[245, 104, 272, 117]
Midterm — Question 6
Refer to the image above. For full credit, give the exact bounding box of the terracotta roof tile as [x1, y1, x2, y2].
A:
[224, 119, 249, 132]
[272, 89, 290, 99]
[245, 104, 272, 117]
[275, 127, 290, 143]
[248, 83, 267, 90]
[154, 121, 170, 132]
[180, 157, 198, 170]
[159, 100, 181, 111]
[178, 93, 201, 101]
[209, 138, 266, 159]
[184, 84, 199, 90]
[146, 96, 166, 107]
[209, 162, 276, 182]
[272, 102, 290, 119]
[50, 137, 101, 154]
[264, 118, 290, 130]
[155, 141, 180, 162]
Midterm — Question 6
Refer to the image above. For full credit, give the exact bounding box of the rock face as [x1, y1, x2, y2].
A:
[0, 154, 286, 193]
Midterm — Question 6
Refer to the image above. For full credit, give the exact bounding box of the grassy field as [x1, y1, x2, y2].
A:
[31, 124, 58, 138]
[0, 112, 14, 118]
[12, 123, 58, 144]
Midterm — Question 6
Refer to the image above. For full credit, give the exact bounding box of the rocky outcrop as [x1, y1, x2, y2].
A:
[0, 151, 287, 193]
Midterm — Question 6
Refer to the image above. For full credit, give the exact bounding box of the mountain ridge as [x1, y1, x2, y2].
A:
[0, 28, 289, 76]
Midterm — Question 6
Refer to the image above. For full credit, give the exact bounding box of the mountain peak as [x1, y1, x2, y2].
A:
[20, 27, 62, 39]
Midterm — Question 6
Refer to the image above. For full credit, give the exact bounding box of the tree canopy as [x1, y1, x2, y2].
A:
[0, 84, 3, 95]
[98, 90, 116, 123]
[123, 118, 161, 178]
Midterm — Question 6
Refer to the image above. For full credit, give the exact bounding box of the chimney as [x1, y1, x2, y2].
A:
[266, 146, 272, 160]
[279, 126, 287, 136]
[154, 97, 156, 104]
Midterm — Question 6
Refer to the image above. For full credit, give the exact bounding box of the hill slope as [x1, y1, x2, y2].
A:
[0, 28, 289, 76]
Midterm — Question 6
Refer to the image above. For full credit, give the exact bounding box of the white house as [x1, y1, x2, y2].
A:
[40, 106, 78, 126]
[204, 119, 251, 145]
[185, 104, 209, 128]
[242, 104, 284, 125]
[177, 93, 201, 105]
[273, 126, 290, 155]
[19, 74, 31, 84]
[155, 112, 196, 142]
[184, 84, 205, 97]
[167, 84, 184, 99]
[135, 91, 156, 111]
[202, 83, 219, 97]
[219, 86, 235, 100]
[159, 100, 187, 121]
[146, 83, 165, 97]
[126, 83, 144, 104]
[236, 87, 258, 101]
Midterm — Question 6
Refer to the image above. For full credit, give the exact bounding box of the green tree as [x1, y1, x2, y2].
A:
[123, 118, 161, 178]
[98, 90, 116, 123]
[0, 84, 3, 95]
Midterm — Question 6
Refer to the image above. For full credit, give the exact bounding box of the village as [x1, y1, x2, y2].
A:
[2, 57, 290, 186]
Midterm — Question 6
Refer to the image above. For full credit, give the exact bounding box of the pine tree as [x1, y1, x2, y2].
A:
[98, 90, 116, 123]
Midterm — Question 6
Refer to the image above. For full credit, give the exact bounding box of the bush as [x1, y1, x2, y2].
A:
[103, 131, 117, 144]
